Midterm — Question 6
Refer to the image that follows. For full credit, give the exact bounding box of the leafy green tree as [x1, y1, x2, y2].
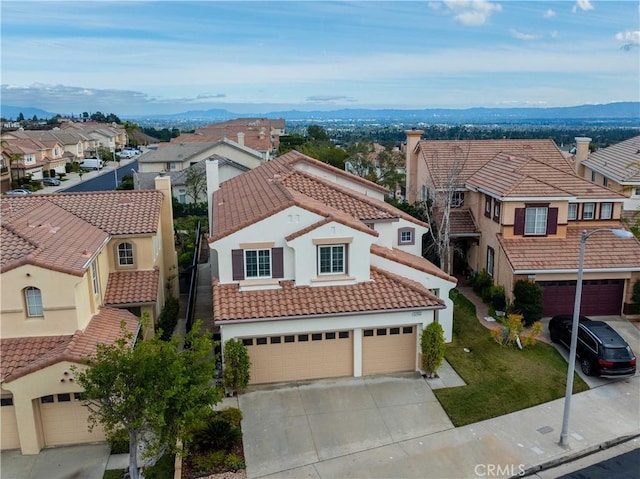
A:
[185, 165, 207, 203]
[306, 124, 328, 141]
[17, 112, 24, 122]
[512, 280, 543, 326]
[74, 318, 221, 479]
[222, 339, 251, 395]
[421, 322, 446, 378]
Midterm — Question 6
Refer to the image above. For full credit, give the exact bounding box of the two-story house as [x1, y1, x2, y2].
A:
[207, 150, 457, 385]
[0, 177, 178, 454]
[405, 132, 640, 318]
[5, 129, 92, 163]
[574, 135, 640, 216]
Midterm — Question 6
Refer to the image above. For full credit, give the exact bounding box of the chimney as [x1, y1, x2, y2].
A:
[206, 158, 220, 237]
[154, 174, 179, 298]
[237, 132, 245, 146]
[574, 136, 591, 177]
[405, 129, 424, 204]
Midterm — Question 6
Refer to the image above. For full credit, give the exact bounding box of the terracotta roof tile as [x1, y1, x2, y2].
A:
[104, 269, 160, 305]
[213, 267, 443, 322]
[1, 307, 139, 383]
[433, 209, 479, 237]
[499, 225, 640, 272]
[370, 245, 458, 283]
[582, 135, 640, 184]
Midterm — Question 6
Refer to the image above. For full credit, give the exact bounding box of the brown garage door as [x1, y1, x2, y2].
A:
[40, 393, 105, 447]
[362, 326, 417, 376]
[243, 331, 353, 384]
[1, 396, 19, 450]
[540, 279, 624, 317]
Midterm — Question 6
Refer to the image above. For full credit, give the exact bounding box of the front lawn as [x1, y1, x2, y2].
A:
[434, 289, 589, 426]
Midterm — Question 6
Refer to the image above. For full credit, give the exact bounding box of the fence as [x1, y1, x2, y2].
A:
[184, 221, 201, 333]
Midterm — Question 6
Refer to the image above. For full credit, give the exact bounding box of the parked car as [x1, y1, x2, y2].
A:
[79, 158, 104, 170]
[41, 177, 61, 186]
[5, 188, 32, 195]
[549, 315, 636, 377]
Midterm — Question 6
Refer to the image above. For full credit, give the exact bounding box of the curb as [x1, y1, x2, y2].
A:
[519, 433, 640, 477]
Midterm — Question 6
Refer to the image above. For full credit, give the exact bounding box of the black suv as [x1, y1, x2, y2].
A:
[549, 315, 636, 377]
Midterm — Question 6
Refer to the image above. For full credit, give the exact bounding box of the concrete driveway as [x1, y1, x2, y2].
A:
[540, 316, 640, 388]
[239, 373, 454, 478]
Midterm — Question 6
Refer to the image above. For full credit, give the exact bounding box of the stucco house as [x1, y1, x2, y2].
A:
[206, 150, 457, 385]
[405, 131, 640, 318]
[574, 135, 640, 215]
[0, 177, 178, 454]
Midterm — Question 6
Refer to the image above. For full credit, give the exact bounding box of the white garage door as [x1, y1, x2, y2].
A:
[243, 330, 353, 384]
[40, 393, 105, 447]
[1, 396, 20, 450]
[362, 326, 417, 376]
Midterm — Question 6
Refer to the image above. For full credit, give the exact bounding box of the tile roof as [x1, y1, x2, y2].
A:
[417, 139, 572, 188]
[467, 153, 625, 200]
[104, 269, 160, 305]
[370, 245, 457, 283]
[582, 135, 640, 184]
[210, 150, 424, 242]
[1, 307, 139, 383]
[138, 142, 219, 164]
[498, 225, 640, 273]
[213, 267, 443, 322]
[433, 208, 479, 237]
[1, 191, 163, 274]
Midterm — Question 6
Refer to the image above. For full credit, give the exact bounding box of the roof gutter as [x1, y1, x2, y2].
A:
[514, 267, 640, 275]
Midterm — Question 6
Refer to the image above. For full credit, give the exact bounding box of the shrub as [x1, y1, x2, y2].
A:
[144, 452, 175, 479]
[157, 296, 180, 341]
[224, 453, 246, 471]
[191, 450, 226, 473]
[217, 407, 243, 428]
[193, 419, 241, 452]
[106, 428, 129, 454]
[491, 285, 507, 311]
[420, 322, 446, 378]
[512, 280, 543, 326]
[472, 270, 493, 302]
[223, 339, 251, 394]
[520, 321, 542, 348]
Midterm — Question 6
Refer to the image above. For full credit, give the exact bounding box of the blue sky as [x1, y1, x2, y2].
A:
[1, 1, 638, 116]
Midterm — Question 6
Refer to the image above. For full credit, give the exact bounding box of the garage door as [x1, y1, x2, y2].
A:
[40, 393, 105, 447]
[362, 326, 417, 376]
[1, 396, 20, 450]
[243, 331, 353, 384]
[540, 279, 624, 317]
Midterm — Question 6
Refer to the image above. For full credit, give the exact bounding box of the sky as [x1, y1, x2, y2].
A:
[1, 0, 639, 116]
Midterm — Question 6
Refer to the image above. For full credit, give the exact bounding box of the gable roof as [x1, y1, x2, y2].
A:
[582, 136, 640, 185]
[213, 266, 443, 322]
[370, 244, 457, 283]
[0, 307, 139, 383]
[1, 191, 163, 274]
[416, 139, 572, 188]
[138, 142, 219, 164]
[467, 152, 625, 200]
[104, 269, 160, 305]
[210, 150, 425, 242]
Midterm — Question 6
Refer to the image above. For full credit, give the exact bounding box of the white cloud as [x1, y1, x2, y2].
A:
[543, 9, 556, 18]
[616, 31, 640, 45]
[510, 29, 540, 41]
[572, 0, 594, 14]
[442, 0, 502, 26]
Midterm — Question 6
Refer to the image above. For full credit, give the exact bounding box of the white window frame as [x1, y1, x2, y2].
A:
[400, 230, 413, 244]
[568, 203, 578, 221]
[91, 260, 99, 295]
[451, 191, 464, 208]
[524, 207, 548, 235]
[600, 203, 612, 220]
[487, 247, 495, 277]
[318, 245, 345, 275]
[25, 287, 43, 317]
[244, 249, 271, 279]
[118, 242, 134, 266]
[582, 203, 595, 220]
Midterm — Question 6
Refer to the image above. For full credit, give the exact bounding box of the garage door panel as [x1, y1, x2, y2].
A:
[1, 399, 20, 450]
[362, 326, 416, 376]
[541, 280, 624, 317]
[40, 394, 105, 447]
[246, 332, 353, 384]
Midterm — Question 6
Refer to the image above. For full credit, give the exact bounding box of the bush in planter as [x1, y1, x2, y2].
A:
[224, 453, 245, 471]
[512, 280, 543, 326]
[191, 450, 226, 473]
[106, 428, 129, 454]
[217, 407, 243, 428]
[222, 339, 251, 395]
[420, 322, 446, 378]
[193, 419, 241, 452]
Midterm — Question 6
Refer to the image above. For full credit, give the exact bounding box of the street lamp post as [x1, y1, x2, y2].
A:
[559, 227, 634, 447]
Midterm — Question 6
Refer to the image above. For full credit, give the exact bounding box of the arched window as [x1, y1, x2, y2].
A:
[24, 287, 43, 317]
[117, 242, 134, 266]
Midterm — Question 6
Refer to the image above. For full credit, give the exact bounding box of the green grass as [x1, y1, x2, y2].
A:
[103, 470, 124, 479]
[434, 289, 589, 426]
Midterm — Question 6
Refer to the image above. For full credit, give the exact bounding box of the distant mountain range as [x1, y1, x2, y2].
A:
[2, 102, 639, 125]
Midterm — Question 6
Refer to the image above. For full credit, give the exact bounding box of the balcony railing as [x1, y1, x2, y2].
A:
[0, 166, 8, 175]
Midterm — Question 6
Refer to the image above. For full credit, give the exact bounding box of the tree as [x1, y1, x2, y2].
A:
[512, 280, 543, 326]
[17, 112, 24, 122]
[74, 318, 221, 479]
[185, 165, 207, 203]
[420, 321, 446, 378]
[222, 339, 251, 395]
[307, 124, 328, 141]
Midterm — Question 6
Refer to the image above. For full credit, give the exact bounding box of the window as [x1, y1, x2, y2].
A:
[591, 170, 596, 182]
[633, 187, 640, 197]
[242, 338, 253, 346]
[339, 331, 350, 339]
[376, 328, 387, 336]
[270, 336, 281, 344]
[1, 397, 14, 406]
[487, 247, 495, 277]
[403, 326, 414, 334]
[318, 245, 345, 274]
[245, 249, 271, 278]
[312, 333, 322, 341]
[325, 332, 336, 340]
[451, 191, 464, 208]
[57, 394, 71, 402]
[298, 334, 309, 342]
[91, 260, 99, 295]
[390, 328, 400, 335]
[256, 337, 267, 345]
[600, 203, 612, 220]
[568, 203, 578, 221]
[398, 227, 415, 246]
[284, 335, 295, 343]
[582, 203, 595, 220]
[602, 177, 608, 187]
[524, 207, 548, 235]
[363, 329, 374, 337]
[25, 287, 43, 317]
[41, 395, 54, 404]
[484, 195, 492, 217]
[493, 201, 501, 222]
[117, 242, 134, 266]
